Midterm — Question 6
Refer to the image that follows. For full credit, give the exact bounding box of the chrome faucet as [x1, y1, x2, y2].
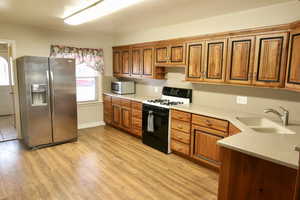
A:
[264, 106, 289, 126]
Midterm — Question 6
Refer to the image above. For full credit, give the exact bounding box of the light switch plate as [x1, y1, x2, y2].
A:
[237, 96, 248, 105]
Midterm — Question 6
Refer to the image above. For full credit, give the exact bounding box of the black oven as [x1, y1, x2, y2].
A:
[142, 104, 170, 153]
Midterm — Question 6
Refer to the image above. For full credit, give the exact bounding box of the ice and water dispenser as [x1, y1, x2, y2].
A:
[31, 84, 48, 106]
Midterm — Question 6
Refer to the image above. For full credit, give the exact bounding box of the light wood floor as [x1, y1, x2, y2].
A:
[0, 115, 17, 142]
[0, 126, 218, 200]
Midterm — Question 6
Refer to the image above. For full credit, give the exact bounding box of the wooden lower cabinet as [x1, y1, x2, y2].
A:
[104, 94, 142, 137]
[121, 107, 131, 132]
[193, 129, 223, 163]
[112, 104, 121, 127]
[103, 94, 112, 125]
[131, 101, 143, 137]
[218, 147, 297, 200]
[171, 110, 238, 169]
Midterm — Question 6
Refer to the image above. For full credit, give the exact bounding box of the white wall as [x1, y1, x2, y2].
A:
[0, 23, 114, 136]
[114, 1, 300, 45]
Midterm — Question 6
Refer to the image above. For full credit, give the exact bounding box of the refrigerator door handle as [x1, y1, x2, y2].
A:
[46, 70, 53, 123]
[50, 70, 55, 117]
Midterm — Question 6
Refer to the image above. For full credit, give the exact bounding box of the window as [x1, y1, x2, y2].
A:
[76, 63, 99, 102]
[0, 57, 9, 86]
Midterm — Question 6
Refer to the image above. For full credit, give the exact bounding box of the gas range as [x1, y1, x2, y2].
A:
[144, 97, 188, 108]
[142, 87, 192, 154]
[143, 89, 192, 109]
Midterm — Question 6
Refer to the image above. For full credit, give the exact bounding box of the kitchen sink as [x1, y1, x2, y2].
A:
[237, 117, 295, 135]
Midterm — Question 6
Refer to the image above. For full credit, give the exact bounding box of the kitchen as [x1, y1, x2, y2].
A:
[0, 0, 300, 199]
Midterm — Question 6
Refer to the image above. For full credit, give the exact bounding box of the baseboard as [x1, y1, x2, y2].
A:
[78, 121, 105, 129]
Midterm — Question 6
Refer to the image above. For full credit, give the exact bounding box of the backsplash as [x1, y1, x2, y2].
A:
[103, 68, 300, 122]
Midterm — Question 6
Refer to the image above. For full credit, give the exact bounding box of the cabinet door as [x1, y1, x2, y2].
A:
[226, 36, 255, 85]
[186, 42, 205, 81]
[121, 107, 131, 131]
[193, 130, 223, 163]
[112, 104, 121, 127]
[286, 28, 300, 91]
[113, 50, 121, 76]
[155, 45, 168, 65]
[121, 49, 130, 76]
[204, 39, 227, 83]
[170, 44, 186, 65]
[253, 32, 289, 88]
[142, 47, 154, 78]
[131, 48, 142, 77]
[103, 95, 112, 125]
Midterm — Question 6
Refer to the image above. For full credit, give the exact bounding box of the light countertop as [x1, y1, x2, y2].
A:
[171, 104, 300, 169]
[103, 92, 159, 103]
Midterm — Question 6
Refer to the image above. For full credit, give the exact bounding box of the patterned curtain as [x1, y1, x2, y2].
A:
[50, 45, 104, 73]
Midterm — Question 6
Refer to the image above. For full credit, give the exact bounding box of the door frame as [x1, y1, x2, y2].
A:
[0, 39, 21, 139]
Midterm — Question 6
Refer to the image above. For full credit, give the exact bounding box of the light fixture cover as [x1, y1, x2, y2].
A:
[64, 0, 144, 25]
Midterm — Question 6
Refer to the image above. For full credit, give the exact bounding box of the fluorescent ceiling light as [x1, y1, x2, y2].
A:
[64, 0, 144, 26]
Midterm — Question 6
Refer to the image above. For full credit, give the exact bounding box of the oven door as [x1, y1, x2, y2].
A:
[142, 104, 170, 153]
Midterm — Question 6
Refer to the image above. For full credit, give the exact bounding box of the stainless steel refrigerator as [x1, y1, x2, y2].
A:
[17, 56, 78, 148]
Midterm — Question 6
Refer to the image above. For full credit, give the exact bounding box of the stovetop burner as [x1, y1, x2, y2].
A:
[146, 99, 184, 106]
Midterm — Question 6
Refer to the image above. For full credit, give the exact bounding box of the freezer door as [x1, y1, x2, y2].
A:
[49, 58, 78, 143]
[17, 56, 53, 147]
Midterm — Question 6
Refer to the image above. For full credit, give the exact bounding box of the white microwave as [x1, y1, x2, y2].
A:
[111, 81, 135, 95]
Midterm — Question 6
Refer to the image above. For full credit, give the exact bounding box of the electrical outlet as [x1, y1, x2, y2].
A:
[154, 87, 159, 93]
[236, 96, 248, 105]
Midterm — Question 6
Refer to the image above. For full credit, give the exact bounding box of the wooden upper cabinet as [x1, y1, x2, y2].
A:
[121, 49, 130, 76]
[186, 41, 205, 81]
[154, 43, 186, 66]
[113, 50, 121, 76]
[155, 45, 169, 64]
[286, 28, 300, 91]
[226, 36, 255, 85]
[142, 47, 154, 78]
[203, 39, 228, 83]
[131, 48, 142, 77]
[253, 32, 289, 88]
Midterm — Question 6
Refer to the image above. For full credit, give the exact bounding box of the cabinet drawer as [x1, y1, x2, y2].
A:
[192, 124, 228, 137]
[171, 140, 190, 155]
[192, 114, 228, 132]
[171, 129, 190, 144]
[132, 117, 142, 128]
[132, 109, 142, 119]
[121, 98, 131, 108]
[103, 94, 112, 102]
[132, 101, 142, 110]
[171, 119, 190, 133]
[171, 109, 191, 122]
[132, 127, 142, 137]
[112, 97, 121, 105]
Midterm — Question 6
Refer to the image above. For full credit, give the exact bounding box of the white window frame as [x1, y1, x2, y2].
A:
[76, 76, 99, 103]
[0, 56, 10, 86]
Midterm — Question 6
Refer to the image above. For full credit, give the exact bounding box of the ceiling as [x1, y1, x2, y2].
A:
[0, 0, 293, 34]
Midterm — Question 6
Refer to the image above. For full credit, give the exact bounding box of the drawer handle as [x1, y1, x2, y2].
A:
[178, 116, 183, 119]
[177, 125, 183, 129]
[206, 120, 212, 126]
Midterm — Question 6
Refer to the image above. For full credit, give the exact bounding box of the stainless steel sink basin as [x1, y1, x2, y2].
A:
[237, 117, 295, 135]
